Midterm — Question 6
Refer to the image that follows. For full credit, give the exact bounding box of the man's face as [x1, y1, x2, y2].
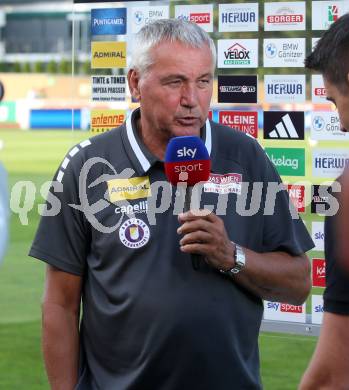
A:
[324, 77, 349, 132]
[130, 41, 214, 139]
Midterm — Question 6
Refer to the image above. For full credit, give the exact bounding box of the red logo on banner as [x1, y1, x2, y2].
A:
[280, 303, 303, 313]
[312, 258, 326, 287]
[219, 111, 258, 138]
[286, 185, 305, 213]
[315, 88, 326, 96]
[190, 13, 210, 24]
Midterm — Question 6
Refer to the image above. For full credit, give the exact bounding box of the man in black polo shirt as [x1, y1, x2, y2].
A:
[30, 19, 313, 390]
[300, 13, 349, 389]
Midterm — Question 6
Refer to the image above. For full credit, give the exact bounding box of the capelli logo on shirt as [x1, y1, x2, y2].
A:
[107, 176, 151, 202]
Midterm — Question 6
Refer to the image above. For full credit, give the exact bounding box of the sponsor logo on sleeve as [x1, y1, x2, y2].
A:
[265, 148, 305, 176]
[264, 1, 306, 31]
[311, 75, 328, 103]
[264, 301, 306, 322]
[219, 111, 258, 138]
[286, 184, 305, 213]
[91, 41, 126, 69]
[131, 5, 169, 33]
[91, 8, 126, 35]
[311, 111, 348, 140]
[264, 75, 306, 103]
[175, 4, 213, 32]
[311, 184, 333, 215]
[218, 39, 258, 68]
[264, 112, 305, 140]
[204, 173, 242, 195]
[311, 295, 324, 324]
[312, 1, 349, 30]
[107, 176, 151, 202]
[91, 75, 126, 102]
[218, 3, 259, 32]
[218, 75, 258, 103]
[263, 38, 305, 67]
[312, 149, 349, 178]
[312, 258, 326, 287]
[90, 109, 125, 133]
[119, 218, 150, 249]
[311, 221, 325, 251]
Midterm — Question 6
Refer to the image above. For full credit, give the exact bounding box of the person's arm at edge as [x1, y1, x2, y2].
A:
[42, 265, 82, 390]
[299, 312, 349, 390]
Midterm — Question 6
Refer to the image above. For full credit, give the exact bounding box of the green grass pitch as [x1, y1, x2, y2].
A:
[0, 129, 322, 389]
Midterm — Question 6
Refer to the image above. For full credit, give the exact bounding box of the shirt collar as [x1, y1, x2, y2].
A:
[122, 108, 212, 175]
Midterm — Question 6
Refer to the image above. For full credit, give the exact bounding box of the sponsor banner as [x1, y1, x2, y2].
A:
[175, 4, 213, 32]
[264, 1, 306, 31]
[311, 75, 327, 103]
[204, 173, 242, 195]
[312, 149, 349, 178]
[311, 184, 333, 215]
[131, 5, 169, 33]
[263, 38, 305, 67]
[312, 221, 325, 251]
[312, 295, 324, 325]
[312, 258, 326, 287]
[264, 75, 306, 103]
[91, 8, 126, 35]
[218, 75, 258, 103]
[217, 39, 258, 68]
[312, 1, 349, 30]
[265, 148, 305, 176]
[90, 109, 125, 133]
[218, 3, 259, 32]
[264, 111, 305, 140]
[286, 184, 305, 213]
[91, 41, 126, 69]
[264, 301, 306, 322]
[107, 176, 151, 202]
[91, 75, 126, 101]
[219, 110, 258, 138]
[217, 41, 258, 68]
[311, 111, 349, 140]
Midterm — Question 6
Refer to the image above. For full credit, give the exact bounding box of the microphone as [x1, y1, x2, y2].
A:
[164, 136, 211, 270]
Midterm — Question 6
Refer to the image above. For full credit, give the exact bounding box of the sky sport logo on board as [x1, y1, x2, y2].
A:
[264, 1, 305, 31]
[218, 111, 258, 138]
[218, 3, 259, 32]
[312, 221, 325, 251]
[264, 301, 306, 322]
[175, 4, 213, 32]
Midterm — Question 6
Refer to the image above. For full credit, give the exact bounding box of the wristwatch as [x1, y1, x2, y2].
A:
[220, 242, 246, 275]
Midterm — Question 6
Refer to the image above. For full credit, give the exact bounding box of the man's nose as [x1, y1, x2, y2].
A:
[180, 83, 198, 108]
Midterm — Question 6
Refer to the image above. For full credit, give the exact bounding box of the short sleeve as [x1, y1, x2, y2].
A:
[260, 152, 314, 255]
[29, 153, 90, 276]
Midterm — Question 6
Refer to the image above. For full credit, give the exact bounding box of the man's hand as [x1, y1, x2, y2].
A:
[177, 210, 235, 271]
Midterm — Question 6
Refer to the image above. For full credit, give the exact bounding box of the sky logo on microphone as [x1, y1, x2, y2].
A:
[176, 147, 197, 159]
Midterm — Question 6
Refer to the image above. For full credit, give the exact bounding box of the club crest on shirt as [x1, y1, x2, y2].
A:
[204, 173, 242, 195]
[119, 218, 150, 248]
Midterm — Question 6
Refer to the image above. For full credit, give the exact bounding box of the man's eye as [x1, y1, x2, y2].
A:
[198, 79, 210, 87]
[168, 80, 181, 86]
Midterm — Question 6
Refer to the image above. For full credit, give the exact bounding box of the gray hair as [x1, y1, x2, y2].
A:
[130, 19, 216, 75]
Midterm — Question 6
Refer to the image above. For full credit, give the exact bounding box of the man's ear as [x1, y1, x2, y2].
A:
[127, 69, 141, 101]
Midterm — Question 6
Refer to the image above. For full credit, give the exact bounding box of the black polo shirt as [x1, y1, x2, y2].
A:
[324, 176, 349, 315]
[30, 108, 314, 390]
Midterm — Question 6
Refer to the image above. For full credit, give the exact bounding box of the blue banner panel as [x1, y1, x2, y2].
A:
[91, 8, 127, 35]
[30, 109, 81, 129]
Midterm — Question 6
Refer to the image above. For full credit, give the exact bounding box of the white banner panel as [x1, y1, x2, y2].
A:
[264, 74, 306, 103]
[311, 111, 349, 140]
[311, 295, 324, 324]
[264, 1, 306, 31]
[311, 74, 328, 103]
[91, 75, 126, 102]
[264, 301, 306, 323]
[217, 39, 258, 68]
[130, 6, 169, 34]
[311, 221, 325, 251]
[263, 38, 305, 67]
[313, 149, 349, 178]
[312, 1, 349, 30]
[175, 4, 213, 32]
[218, 3, 259, 32]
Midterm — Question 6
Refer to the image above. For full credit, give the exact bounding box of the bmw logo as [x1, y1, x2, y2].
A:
[313, 116, 325, 131]
[265, 43, 277, 58]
